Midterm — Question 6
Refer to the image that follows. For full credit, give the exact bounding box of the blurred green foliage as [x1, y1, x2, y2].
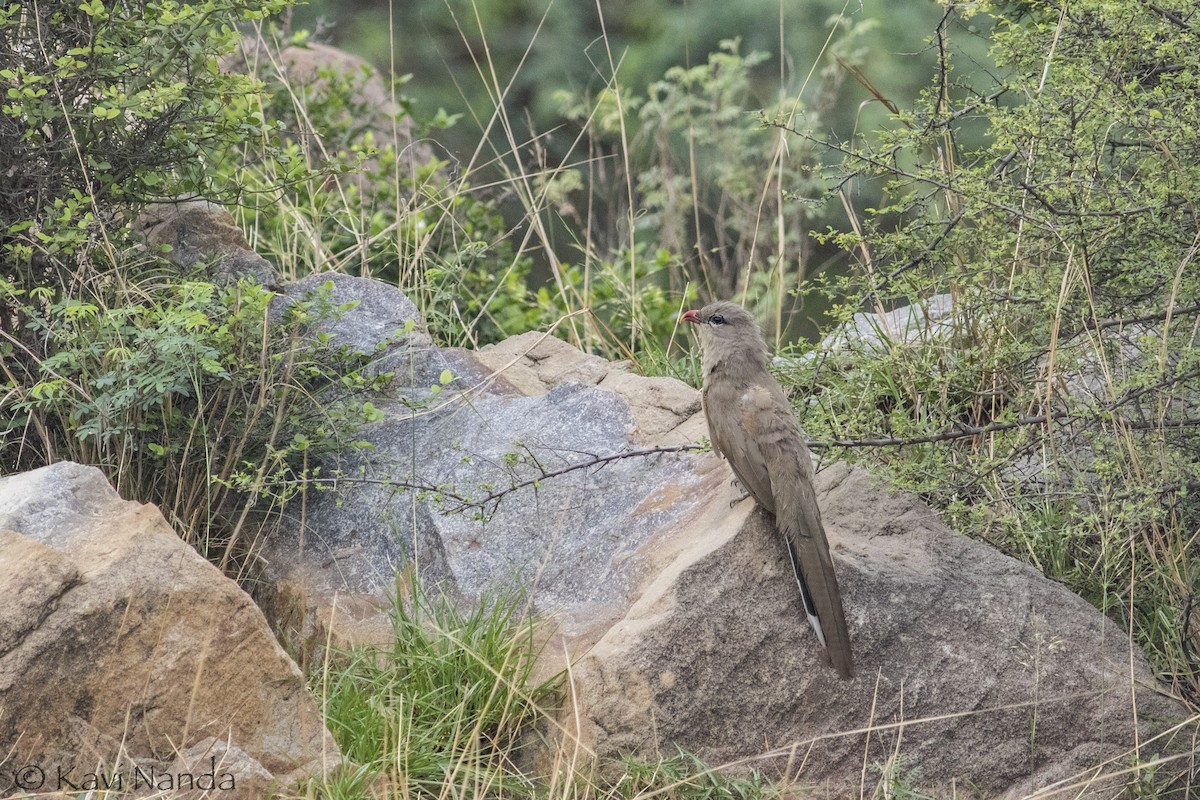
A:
[289, 0, 955, 157]
[275, 0, 985, 345]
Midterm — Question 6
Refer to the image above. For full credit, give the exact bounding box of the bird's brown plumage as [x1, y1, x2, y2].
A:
[683, 301, 854, 678]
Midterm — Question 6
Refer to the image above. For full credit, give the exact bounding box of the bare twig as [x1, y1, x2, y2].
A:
[1082, 302, 1200, 333]
[807, 413, 1062, 450]
[303, 444, 703, 517]
[809, 413, 1200, 450]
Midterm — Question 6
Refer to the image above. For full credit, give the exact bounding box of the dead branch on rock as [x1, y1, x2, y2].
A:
[305, 443, 704, 518]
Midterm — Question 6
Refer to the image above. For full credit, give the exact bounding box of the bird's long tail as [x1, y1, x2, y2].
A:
[780, 501, 854, 679]
[785, 534, 828, 647]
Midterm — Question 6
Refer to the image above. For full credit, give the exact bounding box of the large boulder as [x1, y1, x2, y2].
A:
[260, 277, 707, 658]
[569, 463, 1194, 796]
[259, 275, 1196, 796]
[0, 462, 338, 798]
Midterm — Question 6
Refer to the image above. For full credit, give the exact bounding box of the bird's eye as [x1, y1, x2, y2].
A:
[709, 314, 726, 325]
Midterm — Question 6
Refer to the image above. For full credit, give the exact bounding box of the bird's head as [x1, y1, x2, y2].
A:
[681, 301, 770, 371]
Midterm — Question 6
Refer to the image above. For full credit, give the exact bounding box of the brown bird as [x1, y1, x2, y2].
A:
[683, 301, 854, 678]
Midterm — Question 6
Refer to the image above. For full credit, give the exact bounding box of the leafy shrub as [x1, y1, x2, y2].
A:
[0, 0, 282, 284]
[0, 5, 406, 574]
[218, 27, 551, 349]
[791, 0, 1200, 707]
[2, 277, 388, 572]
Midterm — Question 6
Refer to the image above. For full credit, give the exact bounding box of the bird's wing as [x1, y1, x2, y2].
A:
[741, 384, 855, 679]
[703, 380, 775, 512]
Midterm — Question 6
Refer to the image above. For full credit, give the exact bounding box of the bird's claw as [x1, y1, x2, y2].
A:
[728, 490, 751, 508]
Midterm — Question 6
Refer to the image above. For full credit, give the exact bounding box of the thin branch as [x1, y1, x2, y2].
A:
[808, 413, 1062, 449]
[1016, 180, 1170, 219]
[459, 443, 701, 512]
[1083, 302, 1200, 333]
[305, 444, 703, 516]
[1137, 1, 1196, 32]
[294, 404, 1200, 513]
[809, 414, 1200, 450]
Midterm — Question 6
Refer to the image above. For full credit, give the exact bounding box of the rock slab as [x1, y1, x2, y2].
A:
[0, 462, 339, 798]
[571, 462, 1195, 797]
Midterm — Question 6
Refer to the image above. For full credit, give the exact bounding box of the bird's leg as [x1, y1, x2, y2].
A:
[729, 474, 748, 506]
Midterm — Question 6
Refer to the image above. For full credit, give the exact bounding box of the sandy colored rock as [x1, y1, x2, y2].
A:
[475, 330, 617, 393]
[0, 462, 339, 798]
[567, 462, 1194, 796]
[475, 330, 705, 443]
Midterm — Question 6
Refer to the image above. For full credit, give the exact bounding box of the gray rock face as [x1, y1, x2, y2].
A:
[258, 277, 1195, 796]
[0, 462, 338, 799]
[825, 293, 959, 353]
[281, 378, 698, 618]
[263, 276, 706, 648]
[270, 271, 436, 383]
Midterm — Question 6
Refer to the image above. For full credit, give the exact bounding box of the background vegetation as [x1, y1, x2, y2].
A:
[2, 0, 1198, 796]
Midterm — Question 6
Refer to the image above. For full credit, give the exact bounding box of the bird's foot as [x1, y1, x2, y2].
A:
[726, 476, 751, 507]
